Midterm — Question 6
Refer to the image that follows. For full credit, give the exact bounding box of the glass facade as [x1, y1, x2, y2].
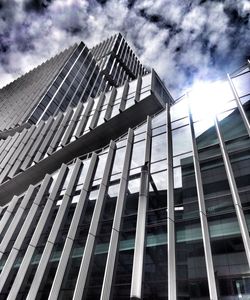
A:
[0, 35, 249, 300]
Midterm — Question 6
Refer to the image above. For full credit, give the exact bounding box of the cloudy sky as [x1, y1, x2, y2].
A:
[0, 0, 249, 97]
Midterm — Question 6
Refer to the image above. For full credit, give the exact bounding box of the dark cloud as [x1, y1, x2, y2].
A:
[0, 0, 249, 97]
[95, 0, 108, 5]
[24, 0, 52, 12]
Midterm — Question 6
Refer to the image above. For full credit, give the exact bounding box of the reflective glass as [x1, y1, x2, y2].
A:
[151, 133, 167, 163]
[170, 96, 189, 121]
[218, 108, 248, 141]
[111, 146, 126, 175]
[111, 176, 139, 299]
[176, 220, 209, 299]
[172, 125, 192, 156]
[194, 119, 218, 149]
[85, 182, 119, 299]
[144, 182, 168, 299]
[208, 213, 249, 299]
[232, 70, 250, 98]
[130, 139, 146, 169]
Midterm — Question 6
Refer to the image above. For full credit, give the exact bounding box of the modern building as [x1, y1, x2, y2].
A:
[0, 34, 249, 300]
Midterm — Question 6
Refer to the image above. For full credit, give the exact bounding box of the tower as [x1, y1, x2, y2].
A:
[0, 34, 249, 300]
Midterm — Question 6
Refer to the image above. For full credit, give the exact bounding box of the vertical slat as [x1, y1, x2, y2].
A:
[73, 141, 116, 299]
[47, 108, 74, 155]
[144, 116, 152, 164]
[75, 97, 94, 138]
[6, 164, 68, 299]
[0, 133, 19, 164]
[33, 113, 64, 163]
[113, 62, 120, 80]
[104, 87, 117, 121]
[130, 117, 151, 299]
[119, 80, 129, 112]
[134, 76, 142, 103]
[116, 37, 124, 57]
[26, 160, 82, 300]
[0, 185, 36, 259]
[120, 43, 127, 63]
[60, 103, 84, 147]
[8, 126, 36, 167]
[187, 95, 218, 300]
[91, 45, 97, 57]
[0, 128, 36, 182]
[106, 35, 115, 54]
[14, 175, 53, 249]
[95, 43, 101, 58]
[21, 117, 54, 170]
[131, 54, 136, 75]
[109, 59, 116, 79]
[0, 196, 19, 238]
[214, 116, 250, 267]
[0, 175, 52, 293]
[89, 92, 106, 130]
[13, 121, 45, 173]
[48, 154, 98, 300]
[139, 64, 143, 76]
[96, 41, 104, 60]
[166, 103, 176, 300]
[102, 37, 110, 58]
[0, 136, 11, 155]
[227, 74, 250, 136]
[0, 130, 27, 171]
[135, 59, 139, 77]
[101, 128, 134, 300]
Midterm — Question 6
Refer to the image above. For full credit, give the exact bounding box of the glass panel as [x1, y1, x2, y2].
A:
[175, 157, 199, 221]
[218, 108, 248, 141]
[151, 171, 167, 191]
[111, 176, 139, 299]
[150, 159, 167, 173]
[176, 221, 209, 299]
[144, 170, 168, 299]
[232, 70, 250, 98]
[94, 153, 108, 181]
[59, 188, 96, 297]
[151, 133, 167, 163]
[112, 146, 126, 175]
[172, 125, 192, 156]
[152, 110, 166, 129]
[175, 155, 209, 298]
[134, 122, 146, 135]
[111, 103, 120, 119]
[171, 117, 189, 130]
[208, 213, 249, 299]
[200, 154, 234, 214]
[130, 139, 146, 169]
[170, 96, 189, 121]
[142, 73, 151, 89]
[194, 119, 218, 149]
[17, 247, 44, 299]
[85, 182, 119, 299]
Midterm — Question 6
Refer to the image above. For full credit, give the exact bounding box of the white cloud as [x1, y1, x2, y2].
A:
[0, 0, 249, 98]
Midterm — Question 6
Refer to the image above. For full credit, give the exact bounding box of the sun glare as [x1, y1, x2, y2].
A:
[188, 79, 233, 121]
